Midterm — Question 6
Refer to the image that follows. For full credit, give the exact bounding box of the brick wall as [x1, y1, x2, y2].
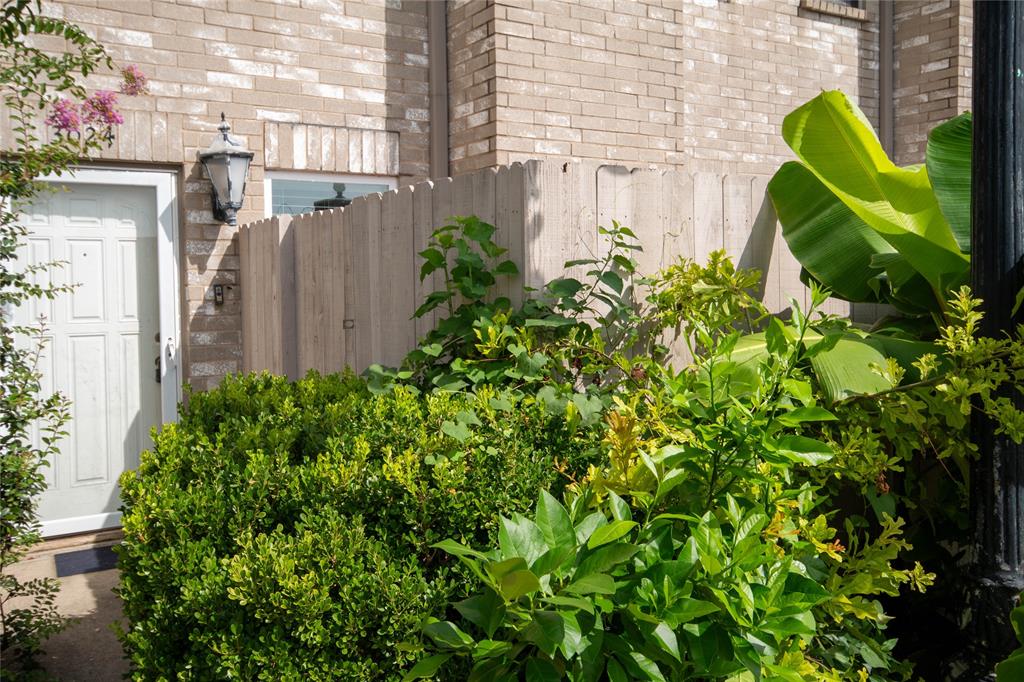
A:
[18, 0, 431, 390]
[892, 0, 973, 166]
[452, 0, 880, 176]
[448, 0, 498, 174]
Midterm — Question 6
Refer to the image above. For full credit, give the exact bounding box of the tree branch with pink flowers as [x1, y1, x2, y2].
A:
[0, 0, 146, 673]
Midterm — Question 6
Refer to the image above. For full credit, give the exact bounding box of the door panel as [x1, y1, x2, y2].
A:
[17, 183, 162, 533]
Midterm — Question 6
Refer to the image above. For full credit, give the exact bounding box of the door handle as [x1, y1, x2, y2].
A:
[154, 355, 161, 384]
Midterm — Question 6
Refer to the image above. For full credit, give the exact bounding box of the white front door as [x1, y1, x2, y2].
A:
[17, 172, 180, 536]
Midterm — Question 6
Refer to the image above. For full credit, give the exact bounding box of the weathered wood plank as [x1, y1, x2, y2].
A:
[365, 193, 384, 368]
[567, 161, 599, 284]
[631, 169, 664, 277]
[379, 187, 416, 366]
[662, 170, 694, 270]
[412, 180, 437, 339]
[327, 208, 347, 372]
[723, 174, 752, 267]
[345, 196, 371, 372]
[525, 160, 570, 289]
[452, 170, 474, 218]
[693, 172, 724, 267]
[505, 163, 526, 307]
[238, 222, 251, 371]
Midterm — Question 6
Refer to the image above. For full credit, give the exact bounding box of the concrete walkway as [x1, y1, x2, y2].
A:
[6, 532, 129, 681]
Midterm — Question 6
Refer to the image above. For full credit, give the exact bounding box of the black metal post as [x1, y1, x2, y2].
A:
[968, 1, 1024, 676]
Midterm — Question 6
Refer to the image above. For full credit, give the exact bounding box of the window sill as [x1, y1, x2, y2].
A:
[800, 0, 869, 23]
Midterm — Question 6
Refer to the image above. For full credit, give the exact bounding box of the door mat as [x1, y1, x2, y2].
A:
[54, 545, 118, 577]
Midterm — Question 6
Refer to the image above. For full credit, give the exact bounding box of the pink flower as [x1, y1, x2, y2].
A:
[82, 90, 124, 126]
[45, 98, 81, 133]
[120, 64, 148, 96]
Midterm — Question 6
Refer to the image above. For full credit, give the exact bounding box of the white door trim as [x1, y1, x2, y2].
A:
[36, 167, 182, 537]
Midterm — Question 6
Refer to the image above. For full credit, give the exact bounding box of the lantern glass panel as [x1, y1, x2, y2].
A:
[228, 155, 251, 205]
[204, 155, 231, 205]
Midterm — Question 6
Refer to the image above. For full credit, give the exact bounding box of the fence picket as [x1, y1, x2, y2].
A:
[631, 169, 664, 277]
[327, 209, 346, 373]
[345, 196, 371, 372]
[662, 170, 694, 271]
[413, 179, 436, 339]
[693, 172, 725, 266]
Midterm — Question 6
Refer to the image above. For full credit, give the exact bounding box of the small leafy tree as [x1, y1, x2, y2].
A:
[0, 0, 143, 670]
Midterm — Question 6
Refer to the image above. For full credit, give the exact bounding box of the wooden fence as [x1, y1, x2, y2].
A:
[239, 159, 871, 378]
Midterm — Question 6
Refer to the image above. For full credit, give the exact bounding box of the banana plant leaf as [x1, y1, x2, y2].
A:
[777, 91, 969, 307]
[769, 161, 939, 316]
[728, 329, 937, 404]
[768, 162, 892, 303]
[926, 112, 972, 253]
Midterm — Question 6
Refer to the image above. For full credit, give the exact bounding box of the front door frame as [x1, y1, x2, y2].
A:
[37, 167, 182, 536]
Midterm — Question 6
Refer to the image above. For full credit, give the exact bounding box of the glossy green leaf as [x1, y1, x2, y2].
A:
[651, 622, 681, 662]
[424, 620, 474, 650]
[455, 588, 505, 638]
[778, 90, 968, 300]
[773, 435, 834, 466]
[535, 490, 576, 552]
[770, 161, 893, 303]
[600, 270, 624, 294]
[586, 520, 637, 549]
[530, 611, 564, 656]
[926, 111, 972, 253]
[432, 539, 488, 561]
[499, 569, 542, 600]
[625, 651, 666, 681]
[441, 420, 471, 442]
[776, 406, 836, 426]
[564, 573, 615, 596]
[808, 335, 894, 403]
[524, 658, 561, 681]
[494, 259, 520, 276]
[608, 491, 631, 522]
[666, 598, 720, 625]
[498, 514, 547, 564]
[403, 653, 453, 681]
[606, 658, 629, 682]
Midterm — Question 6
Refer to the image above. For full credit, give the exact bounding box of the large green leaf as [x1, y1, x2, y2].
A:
[403, 653, 454, 681]
[809, 335, 894, 403]
[535, 490, 576, 552]
[729, 330, 912, 404]
[769, 161, 892, 303]
[455, 588, 506, 638]
[781, 90, 969, 297]
[498, 514, 547, 565]
[926, 112, 972, 253]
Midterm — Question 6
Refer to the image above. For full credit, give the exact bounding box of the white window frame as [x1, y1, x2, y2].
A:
[264, 170, 398, 218]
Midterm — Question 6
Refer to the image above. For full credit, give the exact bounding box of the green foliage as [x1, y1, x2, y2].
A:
[116, 372, 604, 680]
[370, 217, 659, 405]
[412, 291, 937, 681]
[767, 90, 972, 322]
[404, 230, 1024, 679]
[1, 0, 129, 671]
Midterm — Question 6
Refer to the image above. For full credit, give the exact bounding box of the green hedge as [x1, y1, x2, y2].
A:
[116, 372, 602, 680]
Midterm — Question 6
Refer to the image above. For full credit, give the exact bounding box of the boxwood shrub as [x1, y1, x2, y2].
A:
[116, 372, 602, 680]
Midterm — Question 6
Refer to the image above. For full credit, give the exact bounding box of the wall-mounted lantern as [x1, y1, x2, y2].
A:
[198, 113, 253, 226]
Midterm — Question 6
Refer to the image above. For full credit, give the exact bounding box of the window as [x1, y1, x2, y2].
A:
[264, 171, 397, 217]
[799, 0, 867, 21]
